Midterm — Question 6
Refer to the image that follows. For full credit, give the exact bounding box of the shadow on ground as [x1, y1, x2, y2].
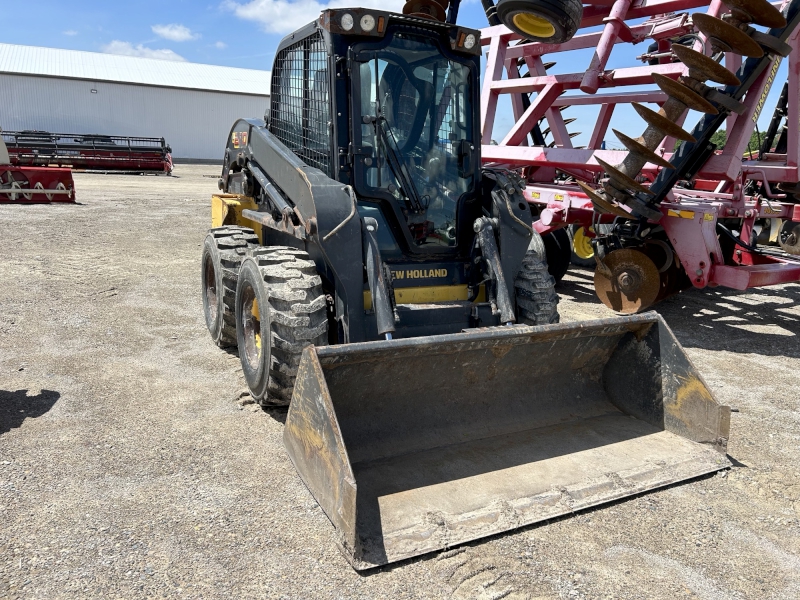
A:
[558, 267, 800, 357]
[0, 389, 60, 435]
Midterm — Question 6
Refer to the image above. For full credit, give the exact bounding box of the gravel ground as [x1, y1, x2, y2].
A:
[1, 165, 799, 599]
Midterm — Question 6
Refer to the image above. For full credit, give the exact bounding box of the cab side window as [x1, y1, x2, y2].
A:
[269, 33, 332, 177]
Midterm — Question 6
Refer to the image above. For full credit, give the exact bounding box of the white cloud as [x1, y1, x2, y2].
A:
[214, 41, 227, 49]
[101, 41, 186, 62]
[63, 30, 78, 36]
[151, 23, 200, 42]
[223, 0, 405, 35]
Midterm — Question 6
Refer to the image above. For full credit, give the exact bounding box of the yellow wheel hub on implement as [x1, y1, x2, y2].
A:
[512, 13, 556, 38]
[572, 226, 595, 260]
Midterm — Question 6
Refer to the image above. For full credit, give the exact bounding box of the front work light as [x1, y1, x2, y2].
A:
[341, 13, 355, 31]
[360, 14, 376, 32]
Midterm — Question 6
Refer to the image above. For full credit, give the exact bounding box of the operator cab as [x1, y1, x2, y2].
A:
[267, 8, 482, 260]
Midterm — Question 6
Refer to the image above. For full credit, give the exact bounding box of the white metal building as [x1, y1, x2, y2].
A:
[0, 43, 270, 161]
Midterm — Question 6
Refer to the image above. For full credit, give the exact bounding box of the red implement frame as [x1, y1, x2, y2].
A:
[480, 0, 800, 292]
[1, 166, 76, 203]
[3, 131, 173, 175]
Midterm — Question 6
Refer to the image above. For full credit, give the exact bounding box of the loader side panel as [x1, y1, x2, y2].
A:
[283, 349, 358, 552]
[603, 320, 729, 451]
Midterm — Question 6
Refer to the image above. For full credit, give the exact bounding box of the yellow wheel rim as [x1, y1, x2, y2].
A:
[512, 13, 556, 38]
[252, 298, 262, 351]
[573, 226, 595, 260]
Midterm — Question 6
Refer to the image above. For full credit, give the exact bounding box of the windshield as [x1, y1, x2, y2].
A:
[357, 34, 474, 248]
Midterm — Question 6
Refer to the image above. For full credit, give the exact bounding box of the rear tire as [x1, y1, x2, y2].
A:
[201, 226, 259, 348]
[235, 247, 328, 406]
[515, 231, 560, 325]
[543, 227, 571, 282]
[496, 0, 583, 44]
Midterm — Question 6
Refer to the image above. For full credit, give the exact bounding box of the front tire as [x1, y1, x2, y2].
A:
[235, 247, 328, 406]
[515, 230, 560, 325]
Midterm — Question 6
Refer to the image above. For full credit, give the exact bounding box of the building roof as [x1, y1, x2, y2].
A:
[0, 43, 270, 96]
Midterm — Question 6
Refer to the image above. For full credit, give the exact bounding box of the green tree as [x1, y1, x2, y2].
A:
[746, 130, 767, 156]
[674, 129, 767, 156]
[710, 129, 726, 149]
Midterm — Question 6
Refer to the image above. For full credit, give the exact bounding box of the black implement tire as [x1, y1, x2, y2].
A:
[496, 0, 583, 44]
[515, 230, 560, 325]
[235, 247, 328, 406]
[543, 227, 571, 283]
[201, 226, 259, 348]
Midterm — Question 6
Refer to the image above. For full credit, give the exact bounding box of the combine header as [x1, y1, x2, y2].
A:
[0, 135, 74, 203]
[3, 131, 173, 175]
[481, 0, 800, 312]
[202, 0, 732, 569]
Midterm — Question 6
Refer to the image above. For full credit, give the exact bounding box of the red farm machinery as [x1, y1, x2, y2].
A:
[480, 0, 800, 312]
[2, 130, 173, 176]
[1, 133, 75, 203]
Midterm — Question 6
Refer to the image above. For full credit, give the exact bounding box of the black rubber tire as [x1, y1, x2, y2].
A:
[201, 226, 259, 348]
[496, 0, 583, 44]
[568, 224, 597, 268]
[543, 227, 571, 282]
[235, 247, 328, 406]
[515, 230, 560, 325]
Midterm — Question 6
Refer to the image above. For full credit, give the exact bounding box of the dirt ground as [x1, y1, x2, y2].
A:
[1, 164, 799, 599]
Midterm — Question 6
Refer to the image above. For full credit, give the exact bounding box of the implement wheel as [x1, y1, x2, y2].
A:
[569, 224, 596, 267]
[515, 230, 560, 325]
[235, 247, 328, 406]
[201, 226, 258, 348]
[779, 220, 800, 255]
[496, 0, 583, 44]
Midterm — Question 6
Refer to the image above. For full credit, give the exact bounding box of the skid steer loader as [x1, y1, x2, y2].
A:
[201, 5, 731, 570]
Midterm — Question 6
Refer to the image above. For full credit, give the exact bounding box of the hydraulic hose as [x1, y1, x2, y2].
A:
[716, 222, 761, 253]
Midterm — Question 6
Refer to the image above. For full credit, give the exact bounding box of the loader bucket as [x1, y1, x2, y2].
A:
[283, 313, 730, 570]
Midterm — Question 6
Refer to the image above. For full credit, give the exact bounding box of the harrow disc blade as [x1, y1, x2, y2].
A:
[723, 0, 787, 28]
[632, 103, 696, 142]
[595, 157, 654, 195]
[577, 181, 632, 218]
[594, 248, 661, 313]
[652, 73, 718, 115]
[612, 129, 674, 169]
[672, 45, 741, 86]
[693, 13, 764, 57]
[778, 220, 800, 255]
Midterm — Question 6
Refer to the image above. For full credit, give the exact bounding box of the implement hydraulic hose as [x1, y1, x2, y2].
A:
[716, 222, 761, 253]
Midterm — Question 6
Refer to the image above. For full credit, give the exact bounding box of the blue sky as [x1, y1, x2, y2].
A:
[0, 1, 787, 146]
[0, 0, 489, 70]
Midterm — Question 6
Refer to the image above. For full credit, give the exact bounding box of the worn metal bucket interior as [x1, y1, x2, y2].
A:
[284, 313, 730, 570]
